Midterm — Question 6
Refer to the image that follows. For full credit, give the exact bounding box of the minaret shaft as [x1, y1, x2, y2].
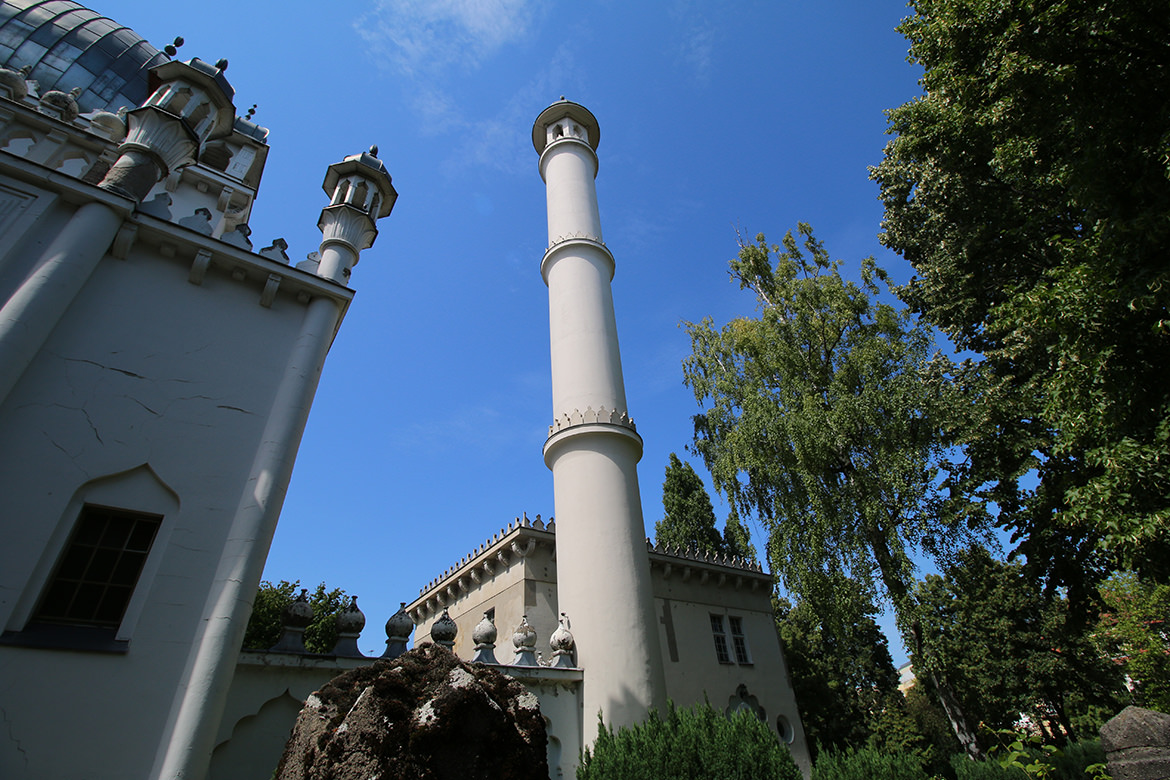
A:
[534, 100, 667, 733]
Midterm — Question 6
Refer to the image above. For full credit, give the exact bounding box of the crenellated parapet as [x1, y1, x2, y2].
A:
[411, 512, 555, 623]
[646, 540, 771, 592]
[547, 405, 636, 438]
[646, 540, 764, 573]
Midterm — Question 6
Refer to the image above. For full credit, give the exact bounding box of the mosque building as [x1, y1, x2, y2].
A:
[0, 2, 809, 778]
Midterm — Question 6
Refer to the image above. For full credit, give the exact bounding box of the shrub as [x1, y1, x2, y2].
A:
[577, 701, 801, 780]
[811, 746, 928, 780]
[951, 754, 1028, 780]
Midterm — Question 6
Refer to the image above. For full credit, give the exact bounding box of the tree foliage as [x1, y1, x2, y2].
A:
[774, 580, 903, 761]
[655, 452, 755, 560]
[577, 701, 802, 780]
[242, 579, 351, 654]
[871, 0, 1170, 592]
[683, 225, 990, 754]
[914, 547, 1124, 742]
[1093, 571, 1170, 713]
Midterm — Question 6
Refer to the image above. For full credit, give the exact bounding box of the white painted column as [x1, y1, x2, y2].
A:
[0, 201, 127, 405]
[534, 100, 667, 733]
[151, 292, 342, 780]
[152, 147, 395, 780]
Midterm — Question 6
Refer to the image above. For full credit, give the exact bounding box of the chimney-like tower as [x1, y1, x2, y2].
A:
[532, 99, 666, 730]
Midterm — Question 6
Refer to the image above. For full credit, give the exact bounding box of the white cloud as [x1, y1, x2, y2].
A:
[359, 0, 539, 77]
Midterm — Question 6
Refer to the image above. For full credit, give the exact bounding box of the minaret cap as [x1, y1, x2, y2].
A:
[532, 99, 600, 153]
[321, 148, 398, 219]
[146, 57, 237, 142]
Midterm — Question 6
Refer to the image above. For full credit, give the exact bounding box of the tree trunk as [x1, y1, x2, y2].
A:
[865, 519, 985, 760]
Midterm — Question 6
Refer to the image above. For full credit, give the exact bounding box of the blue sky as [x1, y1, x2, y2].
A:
[97, 0, 924, 661]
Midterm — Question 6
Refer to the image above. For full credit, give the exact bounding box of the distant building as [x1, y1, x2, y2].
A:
[0, 4, 807, 779]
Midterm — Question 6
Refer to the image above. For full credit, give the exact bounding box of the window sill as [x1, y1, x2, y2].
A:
[0, 623, 129, 653]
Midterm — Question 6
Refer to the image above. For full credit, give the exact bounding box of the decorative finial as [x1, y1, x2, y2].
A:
[369, 144, 378, 157]
[245, 104, 257, 121]
[215, 58, 229, 72]
[382, 601, 414, 660]
[164, 36, 184, 57]
[560, 95, 565, 100]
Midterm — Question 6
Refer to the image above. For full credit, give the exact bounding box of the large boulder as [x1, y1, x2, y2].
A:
[275, 643, 548, 780]
[1101, 706, 1170, 780]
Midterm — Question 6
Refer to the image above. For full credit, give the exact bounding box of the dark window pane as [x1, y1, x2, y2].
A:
[70, 584, 103, 621]
[110, 553, 143, 586]
[85, 548, 118, 581]
[34, 506, 162, 628]
[38, 579, 77, 618]
[126, 522, 157, 552]
[96, 587, 131, 623]
[100, 516, 133, 548]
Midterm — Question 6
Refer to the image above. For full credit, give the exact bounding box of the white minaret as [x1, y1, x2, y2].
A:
[533, 99, 667, 731]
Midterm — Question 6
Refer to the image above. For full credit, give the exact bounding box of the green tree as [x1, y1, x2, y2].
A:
[774, 579, 906, 761]
[914, 548, 1124, 743]
[683, 225, 987, 756]
[655, 453, 755, 560]
[242, 579, 351, 654]
[871, 0, 1170, 594]
[577, 701, 802, 780]
[1094, 572, 1170, 713]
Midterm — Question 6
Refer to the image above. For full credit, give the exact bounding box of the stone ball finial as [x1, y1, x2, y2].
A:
[430, 608, 457, 649]
[550, 612, 576, 668]
[381, 602, 414, 660]
[473, 612, 498, 647]
[283, 588, 314, 629]
[335, 595, 365, 634]
[385, 602, 413, 642]
[512, 616, 536, 650]
[472, 612, 499, 664]
[268, 588, 314, 654]
[331, 595, 366, 658]
[369, 144, 378, 157]
[511, 615, 538, 666]
[215, 58, 229, 72]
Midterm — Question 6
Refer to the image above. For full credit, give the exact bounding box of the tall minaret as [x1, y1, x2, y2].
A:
[533, 99, 667, 730]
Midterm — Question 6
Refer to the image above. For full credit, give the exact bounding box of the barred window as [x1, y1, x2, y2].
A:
[710, 614, 732, 664]
[34, 505, 162, 628]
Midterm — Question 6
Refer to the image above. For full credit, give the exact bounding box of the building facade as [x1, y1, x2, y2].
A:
[0, 3, 395, 778]
[0, 4, 807, 779]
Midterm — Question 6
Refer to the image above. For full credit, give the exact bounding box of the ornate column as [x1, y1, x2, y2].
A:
[0, 57, 236, 407]
[151, 147, 396, 780]
[533, 99, 667, 732]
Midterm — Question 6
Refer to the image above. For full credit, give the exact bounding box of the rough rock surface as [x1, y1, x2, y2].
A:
[275, 643, 548, 780]
[1101, 706, 1170, 780]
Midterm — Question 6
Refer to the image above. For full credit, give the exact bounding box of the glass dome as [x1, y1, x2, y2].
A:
[0, 0, 168, 114]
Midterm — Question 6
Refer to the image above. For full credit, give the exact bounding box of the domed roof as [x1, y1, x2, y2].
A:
[0, 0, 168, 114]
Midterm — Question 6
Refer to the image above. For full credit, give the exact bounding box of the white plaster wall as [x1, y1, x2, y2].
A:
[651, 572, 811, 776]
[0, 232, 317, 779]
[211, 654, 369, 780]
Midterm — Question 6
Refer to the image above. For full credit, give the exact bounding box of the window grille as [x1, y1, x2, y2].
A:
[34, 505, 162, 628]
[710, 613, 732, 664]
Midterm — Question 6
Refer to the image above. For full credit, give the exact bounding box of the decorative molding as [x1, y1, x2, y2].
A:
[188, 249, 212, 285]
[547, 405, 636, 438]
[259, 274, 281, 308]
[110, 222, 137, 259]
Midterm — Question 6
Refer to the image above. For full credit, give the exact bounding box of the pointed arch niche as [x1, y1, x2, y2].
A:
[4, 464, 180, 649]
